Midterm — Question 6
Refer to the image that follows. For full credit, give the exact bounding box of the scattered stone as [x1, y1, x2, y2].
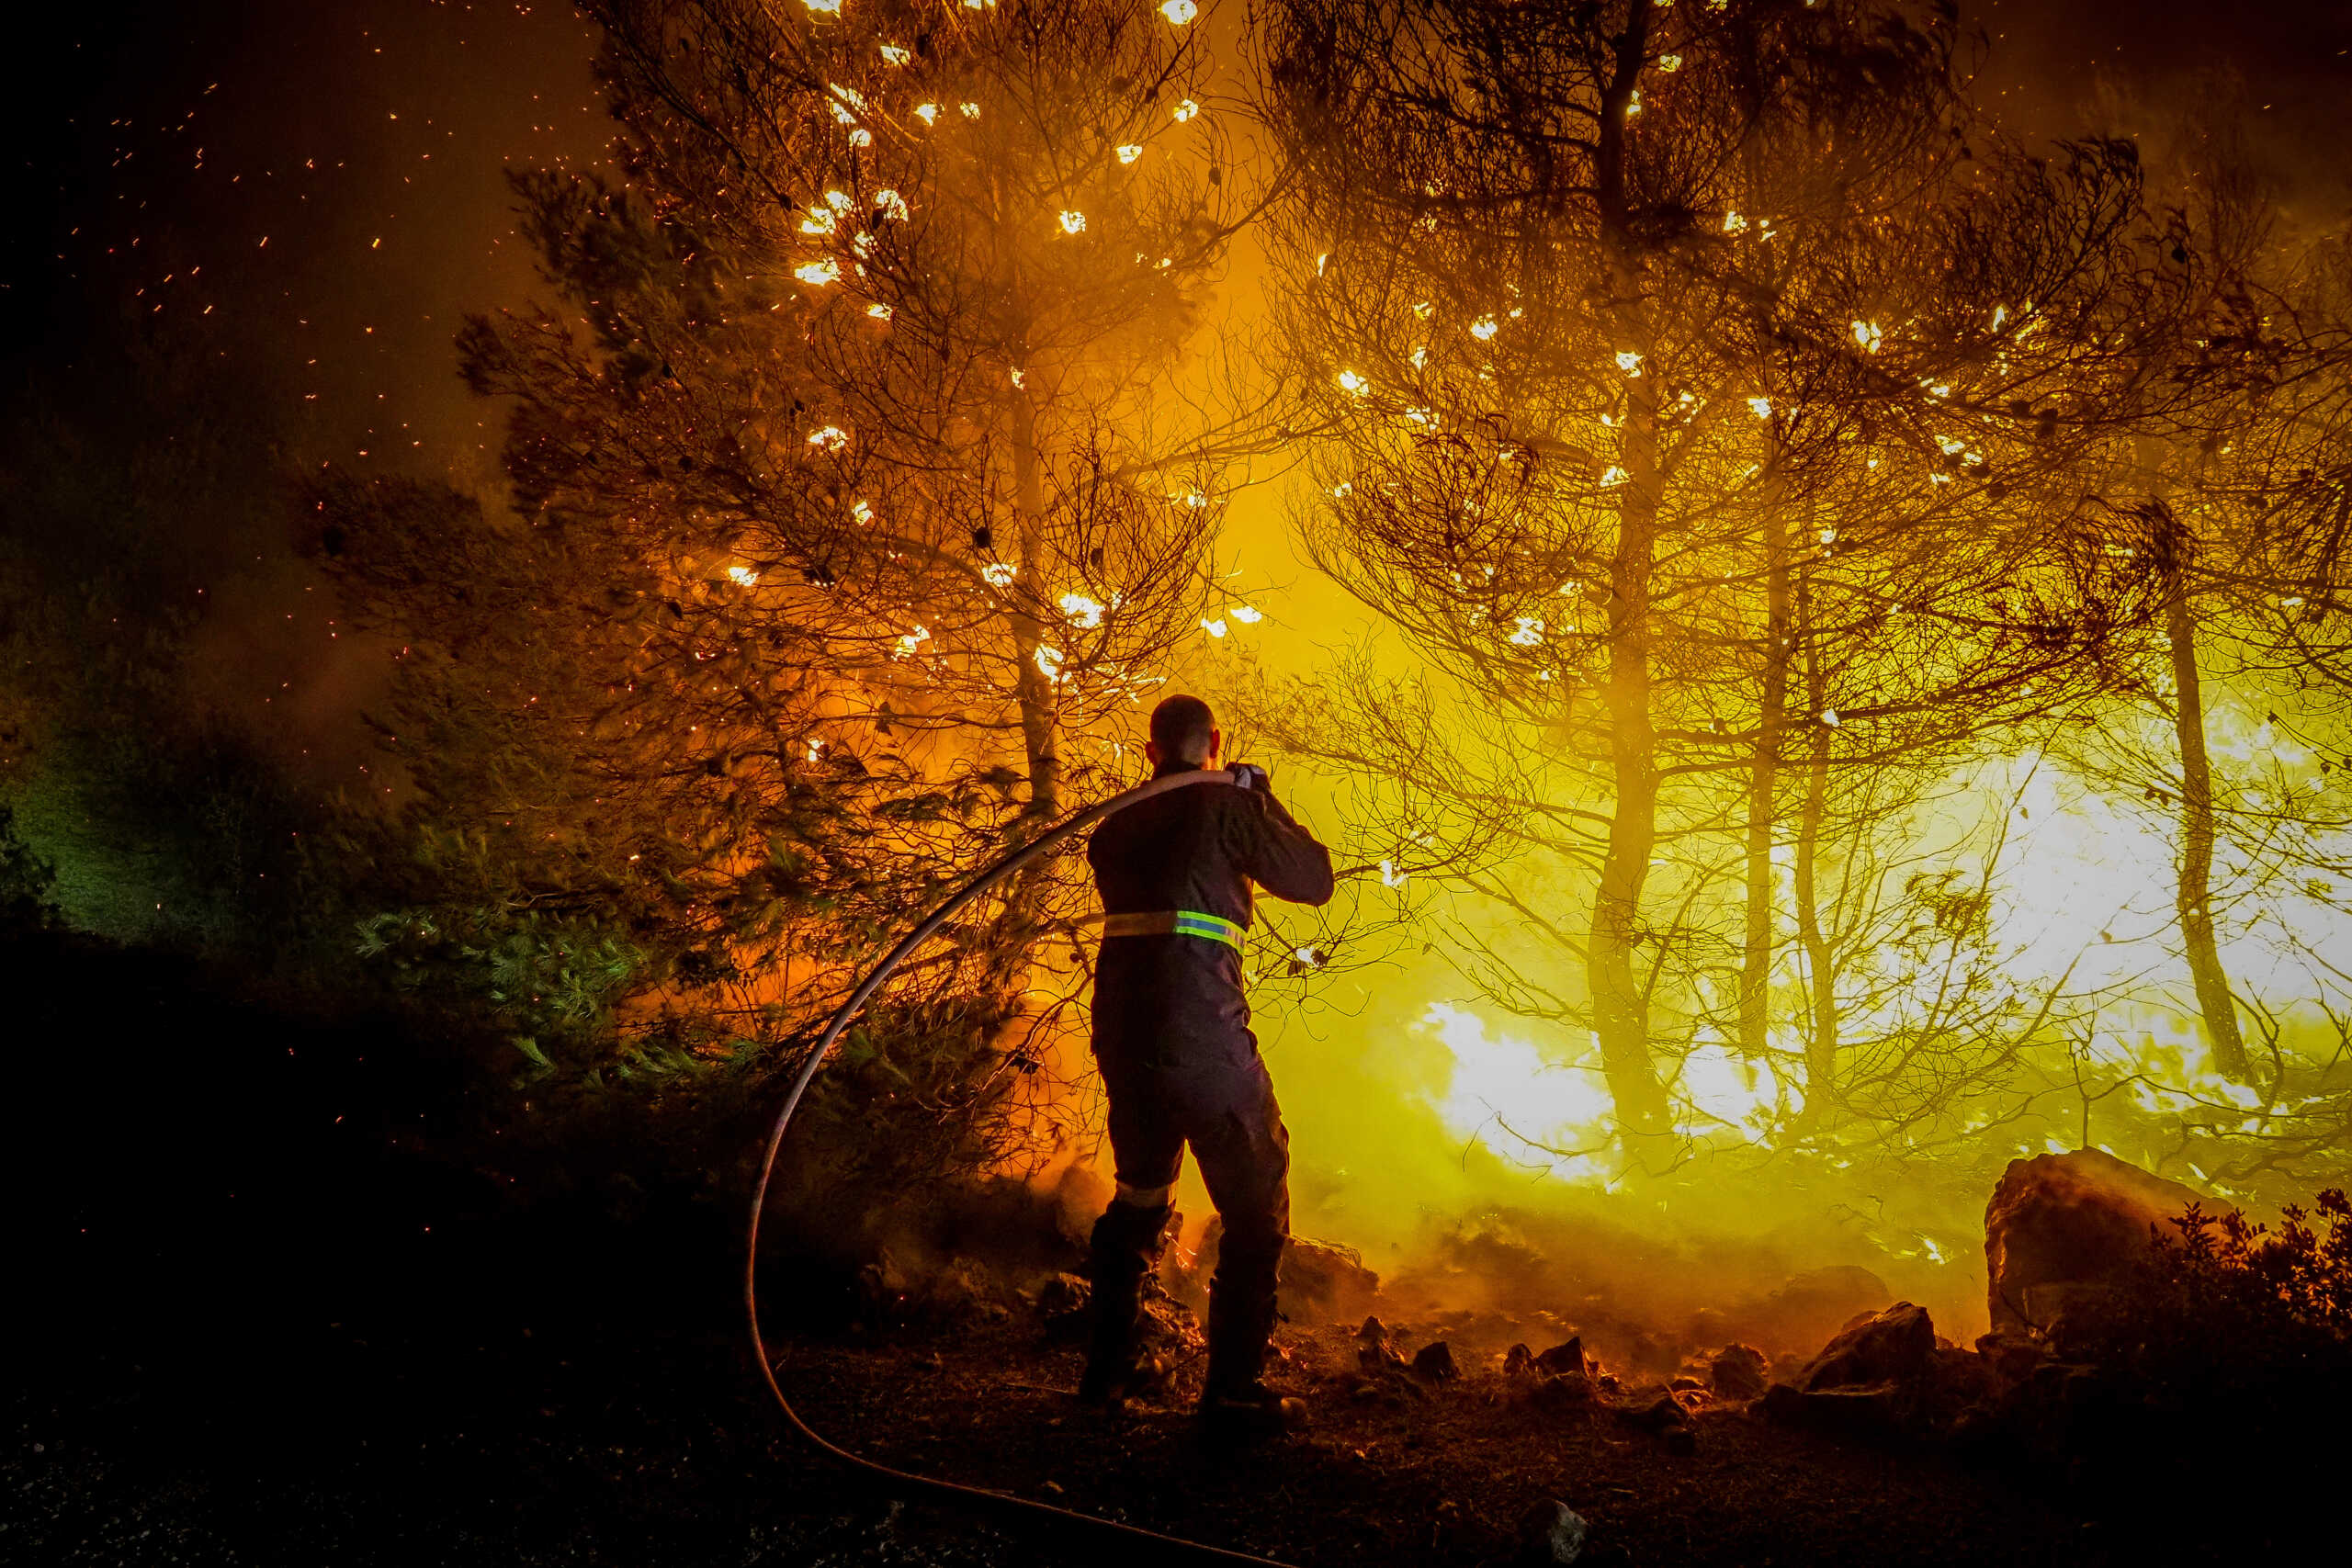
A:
[1984, 1148, 2220, 1336]
[1503, 1342, 1536, 1378]
[1516, 1500, 1589, 1564]
[1533, 1337, 1589, 1377]
[1038, 1272, 1089, 1315]
[1797, 1301, 1936, 1392]
[1137, 1276, 1202, 1357]
[1710, 1343, 1770, 1401]
[1669, 1376, 1705, 1393]
[1357, 1314, 1388, 1342]
[1412, 1341, 1460, 1382]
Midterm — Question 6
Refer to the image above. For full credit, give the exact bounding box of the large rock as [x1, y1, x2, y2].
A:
[1984, 1149, 2220, 1335]
[1198, 1219, 1382, 1321]
[1280, 1235, 1382, 1320]
[1710, 1343, 1770, 1401]
[1798, 1301, 1936, 1392]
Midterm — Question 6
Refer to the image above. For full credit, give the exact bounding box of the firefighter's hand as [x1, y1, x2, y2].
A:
[1230, 761, 1271, 793]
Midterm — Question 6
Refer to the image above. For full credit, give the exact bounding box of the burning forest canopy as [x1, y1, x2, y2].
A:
[7, 0, 2352, 1341]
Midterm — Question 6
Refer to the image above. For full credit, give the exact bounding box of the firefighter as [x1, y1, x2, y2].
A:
[1079, 694, 1335, 1434]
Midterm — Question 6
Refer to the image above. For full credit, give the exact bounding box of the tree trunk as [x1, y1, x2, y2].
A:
[1792, 569, 1838, 1118]
[2139, 438, 2251, 1083]
[2164, 588, 2252, 1079]
[1586, 12, 1671, 1145]
[1738, 442, 1792, 1058]
[1005, 389, 1062, 821]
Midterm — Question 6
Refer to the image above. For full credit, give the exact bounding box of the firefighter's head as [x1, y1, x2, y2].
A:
[1146, 694, 1222, 773]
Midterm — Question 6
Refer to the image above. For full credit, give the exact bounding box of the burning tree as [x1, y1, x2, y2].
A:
[315, 0, 1254, 1174]
[1255, 0, 2195, 1151]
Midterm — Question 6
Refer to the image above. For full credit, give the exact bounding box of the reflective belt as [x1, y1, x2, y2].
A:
[1101, 908, 1245, 951]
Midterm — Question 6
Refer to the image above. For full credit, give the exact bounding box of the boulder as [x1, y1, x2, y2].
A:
[1533, 1337, 1591, 1377]
[1281, 1235, 1382, 1320]
[1412, 1341, 1461, 1382]
[1197, 1222, 1381, 1322]
[1617, 1393, 1697, 1455]
[1710, 1343, 1770, 1401]
[1797, 1301, 1936, 1392]
[1984, 1149, 2219, 1335]
[1527, 1368, 1596, 1411]
[1037, 1270, 1091, 1340]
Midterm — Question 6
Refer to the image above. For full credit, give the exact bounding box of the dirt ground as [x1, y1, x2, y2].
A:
[0, 931, 2267, 1566]
[783, 1310, 2109, 1568]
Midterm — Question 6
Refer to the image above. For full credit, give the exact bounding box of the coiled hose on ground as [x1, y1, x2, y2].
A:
[744, 766, 1298, 1567]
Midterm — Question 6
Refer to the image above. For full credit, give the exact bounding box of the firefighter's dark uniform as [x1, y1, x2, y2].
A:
[1083, 762, 1335, 1404]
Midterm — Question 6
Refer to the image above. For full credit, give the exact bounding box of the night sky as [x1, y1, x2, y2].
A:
[5, 0, 2348, 785]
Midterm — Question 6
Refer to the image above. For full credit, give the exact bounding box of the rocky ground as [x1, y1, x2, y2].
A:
[0, 932, 2314, 1565]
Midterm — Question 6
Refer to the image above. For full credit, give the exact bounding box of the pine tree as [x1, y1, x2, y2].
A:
[316, 0, 1255, 1166]
[1257, 0, 2188, 1149]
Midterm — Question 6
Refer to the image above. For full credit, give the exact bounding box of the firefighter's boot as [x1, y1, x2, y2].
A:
[1199, 1273, 1304, 1438]
[1080, 1197, 1173, 1408]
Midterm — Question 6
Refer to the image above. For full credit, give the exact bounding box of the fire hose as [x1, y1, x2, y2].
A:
[744, 764, 1299, 1567]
